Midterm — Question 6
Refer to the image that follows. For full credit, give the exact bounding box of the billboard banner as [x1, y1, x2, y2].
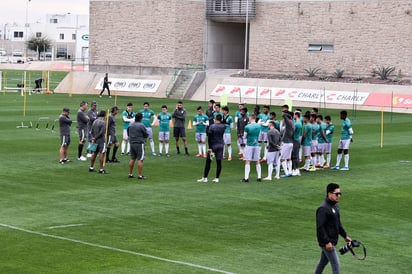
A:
[95, 78, 161, 93]
[211, 84, 370, 105]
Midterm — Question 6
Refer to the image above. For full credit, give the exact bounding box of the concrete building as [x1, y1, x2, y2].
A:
[89, 0, 412, 78]
[1, 13, 89, 60]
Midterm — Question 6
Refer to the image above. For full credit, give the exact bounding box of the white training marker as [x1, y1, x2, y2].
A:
[47, 224, 85, 229]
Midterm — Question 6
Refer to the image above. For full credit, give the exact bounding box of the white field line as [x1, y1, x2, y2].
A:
[47, 224, 85, 229]
[0, 223, 235, 274]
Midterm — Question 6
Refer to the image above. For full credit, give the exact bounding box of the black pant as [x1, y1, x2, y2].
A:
[100, 84, 110, 96]
[203, 151, 222, 179]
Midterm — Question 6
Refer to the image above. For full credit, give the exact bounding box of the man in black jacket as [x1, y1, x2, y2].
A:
[314, 183, 352, 274]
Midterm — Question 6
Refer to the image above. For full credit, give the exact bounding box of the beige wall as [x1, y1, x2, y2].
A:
[250, 0, 412, 77]
[89, 0, 412, 77]
[89, 0, 205, 73]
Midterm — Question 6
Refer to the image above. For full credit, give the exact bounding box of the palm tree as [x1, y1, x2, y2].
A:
[26, 36, 52, 60]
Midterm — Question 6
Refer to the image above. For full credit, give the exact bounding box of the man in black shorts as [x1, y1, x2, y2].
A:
[77, 101, 89, 161]
[128, 113, 148, 179]
[59, 107, 72, 164]
[90, 110, 108, 174]
[172, 101, 189, 155]
[106, 106, 120, 163]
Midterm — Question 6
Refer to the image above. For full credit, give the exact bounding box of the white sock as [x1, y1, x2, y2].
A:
[263, 146, 267, 160]
[268, 164, 273, 178]
[344, 154, 349, 167]
[127, 142, 130, 153]
[198, 144, 202, 154]
[336, 154, 342, 166]
[256, 164, 261, 179]
[320, 155, 325, 166]
[326, 153, 331, 165]
[121, 141, 126, 153]
[165, 143, 169, 154]
[159, 143, 163, 154]
[305, 159, 310, 170]
[275, 163, 280, 177]
[150, 140, 155, 153]
[245, 164, 250, 179]
[287, 160, 292, 174]
[281, 161, 288, 175]
[228, 146, 232, 158]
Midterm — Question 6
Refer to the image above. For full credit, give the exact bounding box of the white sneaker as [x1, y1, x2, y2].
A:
[197, 177, 208, 183]
[78, 156, 87, 161]
[274, 176, 280, 180]
[292, 169, 297, 176]
[295, 170, 301, 176]
[86, 153, 92, 158]
[263, 176, 272, 181]
[212, 178, 219, 183]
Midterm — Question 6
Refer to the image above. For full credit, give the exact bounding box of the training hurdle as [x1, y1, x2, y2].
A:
[16, 121, 33, 129]
[36, 117, 50, 130]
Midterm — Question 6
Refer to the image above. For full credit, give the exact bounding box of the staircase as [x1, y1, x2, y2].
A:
[166, 63, 205, 99]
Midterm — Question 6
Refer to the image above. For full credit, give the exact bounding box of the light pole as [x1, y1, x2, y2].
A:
[25, 0, 31, 59]
[243, 0, 249, 77]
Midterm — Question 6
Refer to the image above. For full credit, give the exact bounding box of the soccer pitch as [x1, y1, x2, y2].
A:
[0, 93, 411, 273]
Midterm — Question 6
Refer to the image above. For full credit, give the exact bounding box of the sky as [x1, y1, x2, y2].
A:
[0, 0, 89, 25]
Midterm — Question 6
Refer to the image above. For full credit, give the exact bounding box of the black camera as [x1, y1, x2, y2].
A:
[339, 240, 361, 255]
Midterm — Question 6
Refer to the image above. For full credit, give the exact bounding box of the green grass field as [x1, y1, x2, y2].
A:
[0, 92, 411, 273]
[1, 69, 68, 92]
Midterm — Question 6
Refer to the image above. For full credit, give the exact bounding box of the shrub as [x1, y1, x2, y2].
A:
[304, 67, 321, 77]
[372, 66, 395, 80]
[333, 69, 345, 78]
[319, 74, 329, 81]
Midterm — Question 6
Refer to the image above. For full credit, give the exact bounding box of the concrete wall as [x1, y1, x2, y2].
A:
[250, 0, 412, 77]
[206, 21, 246, 69]
[89, 0, 412, 78]
[89, 0, 205, 74]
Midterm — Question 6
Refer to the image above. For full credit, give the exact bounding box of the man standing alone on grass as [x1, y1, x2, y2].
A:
[90, 110, 108, 174]
[172, 101, 189, 155]
[197, 114, 225, 183]
[314, 183, 351, 274]
[128, 113, 148, 179]
[106, 106, 120, 163]
[99, 72, 111, 98]
[77, 101, 89, 161]
[241, 114, 262, 182]
[59, 107, 72, 164]
[332, 110, 353, 171]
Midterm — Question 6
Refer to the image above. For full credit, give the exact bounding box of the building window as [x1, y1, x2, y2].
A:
[59, 33, 65, 40]
[72, 33, 76, 40]
[214, 0, 228, 12]
[36, 32, 42, 38]
[14, 31, 23, 38]
[308, 43, 334, 52]
[50, 18, 58, 24]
